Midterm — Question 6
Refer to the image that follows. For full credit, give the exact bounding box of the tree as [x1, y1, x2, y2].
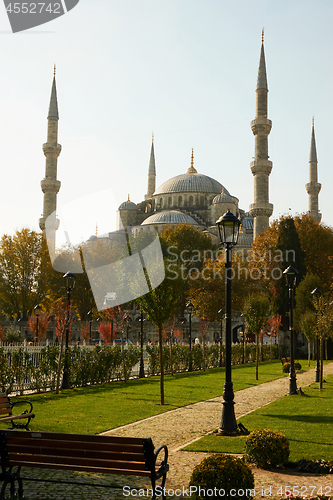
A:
[299, 310, 317, 366]
[313, 293, 333, 389]
[0, 229, 50, 319]
[27, 312, 50, 342]
[242, 293, 270, 380]
[137, 271, 185, 405]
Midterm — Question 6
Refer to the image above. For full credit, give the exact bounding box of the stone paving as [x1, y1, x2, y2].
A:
[3, 363, 333, 499]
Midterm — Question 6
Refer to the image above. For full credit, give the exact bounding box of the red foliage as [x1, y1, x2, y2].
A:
[27, 313, 50, 341]
[53, 300, 73, 342]
[80, 323, 90, 342]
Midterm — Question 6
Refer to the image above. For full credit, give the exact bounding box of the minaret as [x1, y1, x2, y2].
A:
[249, 30, 273, 239]
[39, 67, 61, 251]
[145, 134, 156, 200]
[306, 118, 321, 222]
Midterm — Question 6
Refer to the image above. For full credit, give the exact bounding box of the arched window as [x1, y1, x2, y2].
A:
[168, 197, 172, 207]
[189, 196, 193, 207]
[178, 196, 182, 207]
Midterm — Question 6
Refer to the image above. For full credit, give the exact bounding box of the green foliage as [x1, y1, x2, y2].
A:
[245, 429, 290, 468]
[189, 453, 254, 500]
[282, 361, 301, 373]
[4, 324, 21, 343]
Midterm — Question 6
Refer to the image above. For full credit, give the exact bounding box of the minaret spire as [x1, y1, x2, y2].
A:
[145, 134, 156, 200]
[39, 69, 61, 254]
[306, 118, 321, 222]
[249, 31, 273, 239]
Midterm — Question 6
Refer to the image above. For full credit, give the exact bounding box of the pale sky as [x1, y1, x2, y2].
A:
[0, 0, 332, 249]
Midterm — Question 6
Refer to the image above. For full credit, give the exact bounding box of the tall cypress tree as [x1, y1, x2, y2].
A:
[272, 217, 306, 330]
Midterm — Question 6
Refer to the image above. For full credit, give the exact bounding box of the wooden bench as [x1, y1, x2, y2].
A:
[0, 394, 35, 430]
[0, 429, 169, 500]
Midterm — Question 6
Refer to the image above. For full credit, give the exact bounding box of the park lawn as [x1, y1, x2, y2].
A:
[184, 374, 333, 463]
[8, 359, 308, 434]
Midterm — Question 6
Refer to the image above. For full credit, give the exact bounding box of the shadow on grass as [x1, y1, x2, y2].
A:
[264, 414, 333, 424]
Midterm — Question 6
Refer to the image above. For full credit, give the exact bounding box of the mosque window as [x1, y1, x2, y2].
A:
[189, 196, 193, 207]
[168, 197, 172, 207]
[178, 196, 182, 207]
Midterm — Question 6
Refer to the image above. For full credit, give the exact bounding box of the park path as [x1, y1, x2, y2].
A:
[10, 363, 333, 499]
[102, 363, 333, 494]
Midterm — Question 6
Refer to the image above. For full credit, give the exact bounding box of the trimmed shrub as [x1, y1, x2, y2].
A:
[189, 453, 254, 500]
[245, 429, 289, 468]
[282, 362, 301, 373]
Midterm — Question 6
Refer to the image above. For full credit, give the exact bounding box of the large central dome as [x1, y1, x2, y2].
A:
[154, 172, 228, 196]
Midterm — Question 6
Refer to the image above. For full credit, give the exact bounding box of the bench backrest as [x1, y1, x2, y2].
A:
[0, 429, 155, 477]
[0, 394, 12, 418]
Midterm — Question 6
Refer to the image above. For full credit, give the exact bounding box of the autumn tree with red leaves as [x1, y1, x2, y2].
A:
[27, 312, 50, 342]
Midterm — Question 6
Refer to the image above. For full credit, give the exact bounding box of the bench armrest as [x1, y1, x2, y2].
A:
[10, 399, 34, 416]
[154, 444, 169, 479]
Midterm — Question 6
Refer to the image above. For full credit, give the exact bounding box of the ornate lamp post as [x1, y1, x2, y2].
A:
[138, 310, 145, 378]
[311, 287, 322, 384]
[34, 304, 42, 342]
[61, 271, 76, 390]
[218, 308, 224, 367]
[186, 301, 194, 372]
[216, 210, 240, 435]
[283, 265, 298, 395]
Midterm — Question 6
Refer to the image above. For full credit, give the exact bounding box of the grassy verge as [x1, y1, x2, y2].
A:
[9, 359, 310, 434]
[184, 374, 333, 463]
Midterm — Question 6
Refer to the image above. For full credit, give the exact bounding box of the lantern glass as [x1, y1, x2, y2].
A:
[216, 210, 240, 246]
[34, 304, 41, 317]
[186, 301, 194, 313]
[63, 271, 76, 291]
[283, 265, 298, 287]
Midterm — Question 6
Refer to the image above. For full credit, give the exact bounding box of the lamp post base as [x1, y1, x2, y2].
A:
[218, 396, 238, 435]
[288, 371, 298, 395]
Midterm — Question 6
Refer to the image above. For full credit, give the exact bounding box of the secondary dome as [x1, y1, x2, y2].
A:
[141, 210, 199, 225]
[212, 191, 235, 205]
[118, 196, 137, 210]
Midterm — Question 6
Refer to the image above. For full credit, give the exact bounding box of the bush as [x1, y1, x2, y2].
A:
[282, 362, 301, 373]
[189, 453, 254, 500]
[245, 429, 289, 468]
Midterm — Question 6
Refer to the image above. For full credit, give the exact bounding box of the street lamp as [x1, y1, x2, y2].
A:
[34, 304, 42, 342]
[61, 271, 76, 390]
[138, 310, 146, 378]
[218, 308, 224, 367]
[283, 265, 298, 395]
[87, 310, 93, 344]
[311, 287, 322, 384]
[186, 301, 194, 372]
[216, 210, 240, 435]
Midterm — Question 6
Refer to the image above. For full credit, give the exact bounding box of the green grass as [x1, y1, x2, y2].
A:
[184, 374, 333, 463]
[10, 359, 304, 434]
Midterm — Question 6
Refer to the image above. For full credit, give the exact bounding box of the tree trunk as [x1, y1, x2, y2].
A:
[159, 327, 164, 405]
[55, 330, 65, 394]
[255, 334, 259, 381]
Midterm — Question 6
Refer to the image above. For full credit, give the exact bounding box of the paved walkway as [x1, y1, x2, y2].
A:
[5, 363, 333, 499]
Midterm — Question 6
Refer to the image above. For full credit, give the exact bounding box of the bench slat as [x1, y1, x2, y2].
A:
[7, 444, 145, 462]
[5, 430, 146, 446]
[8, 460, 152, 477]
[8, 453, 148, 471]
[6, 439, 145, 455]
